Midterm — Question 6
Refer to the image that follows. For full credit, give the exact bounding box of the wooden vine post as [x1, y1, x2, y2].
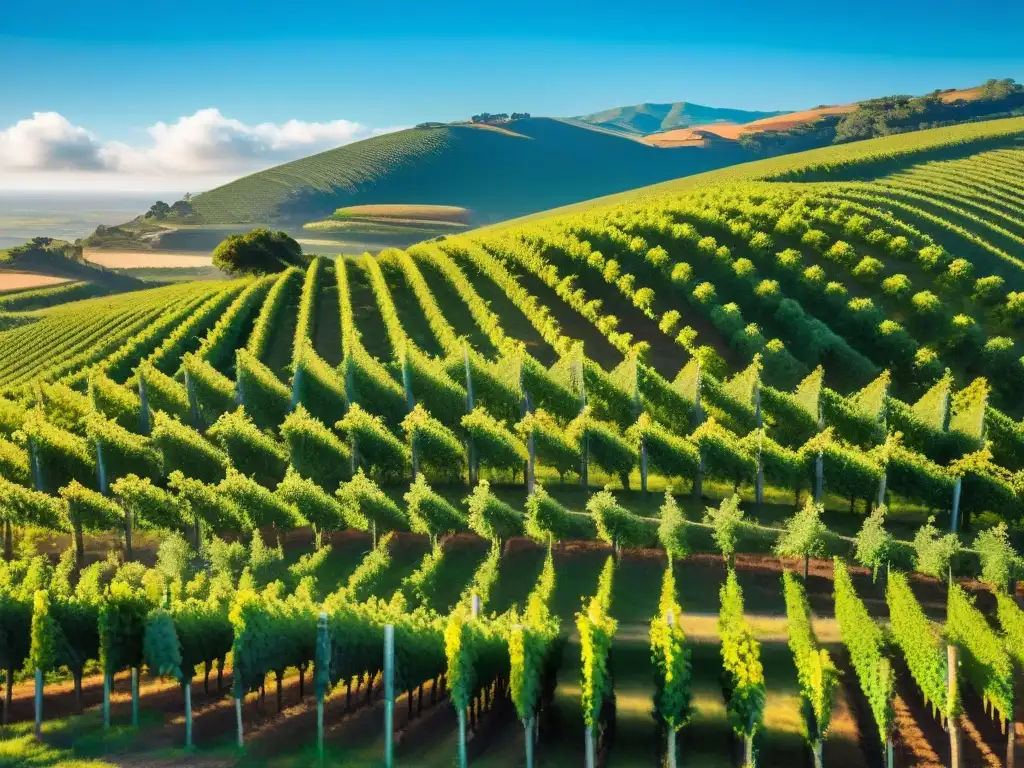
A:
[235, 692, 243, 748]
[182, 677, 192, 749]
[96, 440, 108, 496]
[578, 356, 589, 492]
[947, 642, 961, 768]
[342, 360, 362, 475]
[520, 360, 536, 493]
[754, 383, 764, 507]
[103, 672, 110, 728]
[666, 608, 678, 768]
[34, 668, 42, 739]
[314, 611, 329, 762]
[131, 667, 139, 727]
[290, 361, 304, 412]
[184, 369, 202, 430]
[950, 476, 963, 533]
[464, 343, 478, 486]
[384, 623, 395, 768]
[814, 452, 824, 503]
[138, 374, 151, 435]
[401, 348, 418, 479]
[693, 360, 704, 500]
[235, 352, 245, 407]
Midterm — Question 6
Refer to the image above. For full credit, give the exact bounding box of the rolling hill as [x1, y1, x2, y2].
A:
[4, 112, 1024, 768]
[104, 79, 1023, 242]
[187, 117, 761, 227]
[571, 101, 789, 136]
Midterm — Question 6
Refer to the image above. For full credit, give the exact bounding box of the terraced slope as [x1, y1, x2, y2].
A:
[3, 116, 1024, 768]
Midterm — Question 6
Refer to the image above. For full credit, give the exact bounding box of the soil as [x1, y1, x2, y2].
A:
[10, 541, 1020, 767]
[0, 271, 72, 291]
[83, 250, 213, 269]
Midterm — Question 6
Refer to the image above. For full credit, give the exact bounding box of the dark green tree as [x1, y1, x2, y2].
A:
[212, 228, 307, 276]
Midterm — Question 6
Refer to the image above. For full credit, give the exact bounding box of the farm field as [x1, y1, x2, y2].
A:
[0, 272, 72, 293]
[3, 117, 1024, 768]
[83, 250, 215, 270]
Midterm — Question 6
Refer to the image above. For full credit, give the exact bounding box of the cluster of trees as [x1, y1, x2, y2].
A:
[469, 112, 530, 123]
[212, 229, 309, 276]
[834, 79, 1024, 143]
[144, 194, 194, 220]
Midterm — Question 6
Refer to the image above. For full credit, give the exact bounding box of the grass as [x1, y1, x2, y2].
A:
[187, 119, 759, 227]
[0, 722, 113, 767]
[334, 204, 470, 223]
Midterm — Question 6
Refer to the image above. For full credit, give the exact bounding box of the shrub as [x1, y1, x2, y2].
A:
[691, 282, 717, 305]
[887, 236, 911, 257]
[938, 258, 973, 293]
[855, 506, 894, 581]
[824, 241, 857, 266]
[775, 248, 802, 271]
[802, 265, 825, 286]
[671, 263, 693, 286]
[589, 489, 650, 548]
[852, 256, 884, 281]
[801, 229, 829, 252]
[911, 291, 941, 315]
[973, 523, 1017, 592]
[972, 275, 1005, 305]
[917, 244, 945, 270]
[912, 516, 960, 579]
[658, 490, 688, 561]
[732, 258, 756, 278]
[466, 480, 522, 543]
[703, 494, 744, 561]
[659, 310, 682, 336]
[212, 228, 307, 276]
[881, 274, 911, 299]
[749, 232, 773, 255]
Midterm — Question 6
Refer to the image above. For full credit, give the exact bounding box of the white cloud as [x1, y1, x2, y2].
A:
[0, 109, 405, 190]
[0, 112, 116, 172]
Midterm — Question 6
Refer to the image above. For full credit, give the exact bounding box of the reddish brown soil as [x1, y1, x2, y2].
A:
[834, 649, 887, 768]
[890, 655, 947, 768]
[958, 684, 1010, 768]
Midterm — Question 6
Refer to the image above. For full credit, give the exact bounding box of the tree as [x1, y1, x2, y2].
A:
[913, 516, 960, 580]
[974, 523, 1018, 593]
[775, 499, 828, 579]
[212, 228, 307, 276]
[658, 490, 688, 562]
[146, 201, 171, 219]
[169, 199, 194, 217]
[855, 506, 894, 582]
[703, 494, 744, 565]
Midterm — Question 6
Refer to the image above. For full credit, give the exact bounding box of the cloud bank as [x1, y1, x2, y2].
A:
[0, 109, 402, 190]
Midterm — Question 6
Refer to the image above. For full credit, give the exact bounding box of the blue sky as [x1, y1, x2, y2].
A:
[2, 0, 1022, 190]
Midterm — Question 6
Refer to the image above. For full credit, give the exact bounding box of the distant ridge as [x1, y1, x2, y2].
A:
[573, 101, 790, 136]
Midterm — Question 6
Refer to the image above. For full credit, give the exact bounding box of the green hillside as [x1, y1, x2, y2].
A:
[572, 100, 789, 135]
[188, 118, 761, 226]
[5, 114, 1024, 768]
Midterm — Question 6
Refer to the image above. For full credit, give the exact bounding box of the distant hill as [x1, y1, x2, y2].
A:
[187, 118, 760, 227]
[571, 101, 790, 136]
[105, 79, 1024, 239]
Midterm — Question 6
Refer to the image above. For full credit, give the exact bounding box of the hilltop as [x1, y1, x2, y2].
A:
[181, 118, 761, 227]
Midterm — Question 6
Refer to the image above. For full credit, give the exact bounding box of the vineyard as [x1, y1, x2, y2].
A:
[2, 117, 1024, 767]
